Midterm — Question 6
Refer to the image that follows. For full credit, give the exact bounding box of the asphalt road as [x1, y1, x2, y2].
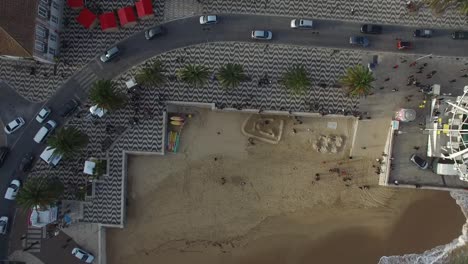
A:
[0, 14, 467, 260]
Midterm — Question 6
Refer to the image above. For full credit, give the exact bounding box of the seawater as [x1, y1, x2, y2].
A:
[379, 191, 468, 264]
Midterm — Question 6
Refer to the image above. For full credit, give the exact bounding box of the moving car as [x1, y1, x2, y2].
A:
[360, 24, 382, 34]
[0, 147, 9, 168]
[349, 36, 369, 47]
[4, 117, 25, 134]
[35, 107, 51, 123]
[290, 19, 313, 29]
[452, 31, 468, 40]
[145, 26, 166, 40]
[199, 15, 217, 25]
[413, 29, 433, 38]
[33, 120, 57, 143]
[72, 247, 95, 263]
[0, 216, 8, 235]
[4, 179, 20, 200]
[100, 46, 119, 63]
[19, 153, 34, 172]
[397, 40, 412, 50]
[251, 30, 272, 40]
[59, 99, 79, 117]
[410, 154, 429, 169]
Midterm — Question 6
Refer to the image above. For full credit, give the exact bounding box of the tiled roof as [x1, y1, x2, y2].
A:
[0, 27, 31, 57]
[0, 0, 38, 56]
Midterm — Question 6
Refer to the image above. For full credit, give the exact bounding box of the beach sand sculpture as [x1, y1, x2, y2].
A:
[313, 135, 346, 153]
[241, 115, 284, 144]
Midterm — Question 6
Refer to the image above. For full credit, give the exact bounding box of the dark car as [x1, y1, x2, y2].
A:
[452, 31, 468, 40]
[360, 24, 382, 34]
[410, 154, 429, 169]
[145, 26, 166, 40]
[59, 99, 79, 117]
[19, 153, 34, 172]
[397, 40, 411, 50]
[349, 36, 370, 47]
[0, 147, 9, 168]
[413, 29, 433, 38]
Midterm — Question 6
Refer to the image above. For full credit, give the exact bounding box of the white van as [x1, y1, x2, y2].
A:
[34, 120, 57, 143]
[40, 146, 63, 166]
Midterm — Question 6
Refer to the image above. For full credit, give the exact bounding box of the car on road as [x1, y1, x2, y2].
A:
[0, 147, 9, 168]
[413, 29, 433, 38]
[410, 154, 429, 169]
[72, 247, 95, 263]
[33, 120, 57, 143]
[199, 15, 217, 25]
[35, 107, 51, 123]
[145, 26, 166, 40]
[19, 153, 34, 172]
[59, 99, 79, 117]
[360, 24, 382, 34]
[290, 19, 313, 29]
[251, 30, 272, 40]
[4, 117, 25, 134]
[349, 36, 369, 47]
[100, 46, 119, 63]
[452, 31, 468, 40]
[0, 216, 7, 235]
[397, 40, 412, 50]
[4, 179, 20, 200]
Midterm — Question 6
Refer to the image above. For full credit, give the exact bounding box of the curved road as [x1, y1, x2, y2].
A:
[0, 14, 467, 259]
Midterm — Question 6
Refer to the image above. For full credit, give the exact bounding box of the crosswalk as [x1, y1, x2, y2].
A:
[22, 227, 46, 253]
[74, 67, 98, 92]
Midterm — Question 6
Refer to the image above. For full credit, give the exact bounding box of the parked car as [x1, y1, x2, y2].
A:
[413, 29, 433, 38]
[0, 216, 8, 235]
[19, 153, 34, 172]
[4, 117, 25, 134]
[145, 26, 166, 40]
[35, 107, 51, 123]
[100, 46, 119, 63]
[360, 24, 382, 34]
[59, 99, 79, 117]
[33, 120, 57, 143]
[72, 247, 95, 263]
[4, 179, 20, 200]
[349, 36, 369, 47]
[410, 154, 429, 169]
[199, 15, 217, 25]
[397, 40, 412, 50]
[251, 30, 272, 40]
[290, 19, 313, 29]
[0, 147, 9, 168]
[452, 31, 468, 40]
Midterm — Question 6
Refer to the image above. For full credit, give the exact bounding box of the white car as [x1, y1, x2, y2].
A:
[4, 179, 20, 200]
[251, 30, 273, 40]
[199, 15, 217, 25]
[4, 117, 25, 134]
[0, 216, 8, 235]
[72, 247, 95, 263]
[290, 19, 313, 29]
[35, 107, 51, 123]
[33, 120, 57, 143]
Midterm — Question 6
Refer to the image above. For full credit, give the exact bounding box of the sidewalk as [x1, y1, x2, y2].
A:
[8, 250, 44, 264]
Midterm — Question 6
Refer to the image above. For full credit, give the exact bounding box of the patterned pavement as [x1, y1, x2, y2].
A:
[29, 42, 361, 225]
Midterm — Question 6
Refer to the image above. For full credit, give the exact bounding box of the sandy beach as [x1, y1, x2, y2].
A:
[107, 109, 466, 264]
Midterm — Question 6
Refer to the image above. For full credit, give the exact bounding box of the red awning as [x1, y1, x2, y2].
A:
[67, 0, 84, 9]
[118, 7, 137, 27]
[136, 0, 154, 18]
[76, 8, 97, 29]
[99, 12, 118, 31]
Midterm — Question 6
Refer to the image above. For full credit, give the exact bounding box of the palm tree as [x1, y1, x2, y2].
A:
[89, 80, 126, 111]
[177, 64, 209, 87]
[48, 127, 88, 158]
[458, 0, 468, 15]
[217, 63, 246, 89]
[424, 0, 453, 14]
[340, 64, 375, 98]
[136, 60, 166, 87]
[281, 66, 311, 95]
[16, 177, 64, 210]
